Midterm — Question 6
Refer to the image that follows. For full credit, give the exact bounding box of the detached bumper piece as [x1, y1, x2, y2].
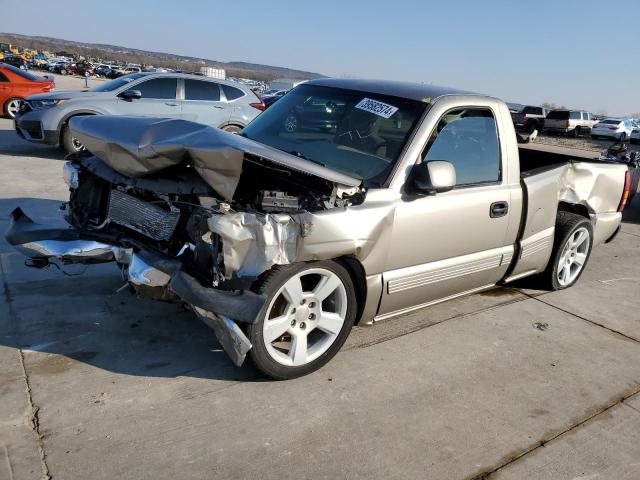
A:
[5, 207, 265, 366]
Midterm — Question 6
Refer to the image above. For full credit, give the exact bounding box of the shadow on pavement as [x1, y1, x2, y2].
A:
[0, 198, 264, 383]
[0, 129, 66, 160]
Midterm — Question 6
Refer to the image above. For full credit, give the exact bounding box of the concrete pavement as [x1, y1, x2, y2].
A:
[1, 110, 640, 479]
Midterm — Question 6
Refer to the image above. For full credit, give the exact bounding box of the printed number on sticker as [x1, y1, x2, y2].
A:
[355, 98, 398, 119]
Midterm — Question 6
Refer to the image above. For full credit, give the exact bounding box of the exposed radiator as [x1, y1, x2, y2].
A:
[107, 189, 180, 241]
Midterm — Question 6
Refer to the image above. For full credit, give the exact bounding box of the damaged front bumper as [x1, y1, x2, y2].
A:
[5, 207, 265, 366]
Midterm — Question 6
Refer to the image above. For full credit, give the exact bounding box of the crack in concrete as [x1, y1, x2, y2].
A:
[467, 388, 640, 480]
[525, 293, 640, 344]
[620, 230, 640, 238]
[1, 259, 51, 480]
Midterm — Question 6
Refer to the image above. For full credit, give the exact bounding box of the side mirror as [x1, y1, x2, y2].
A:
[410, 160, 456, 195]
[120, 89, 142, 101]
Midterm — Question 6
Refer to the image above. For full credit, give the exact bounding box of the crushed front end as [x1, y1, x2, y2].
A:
[5, 116, 365, 367]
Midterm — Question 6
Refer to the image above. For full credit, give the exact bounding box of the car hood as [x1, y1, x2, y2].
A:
[69, 116, 361, 202]
[27, 90, 107, 101]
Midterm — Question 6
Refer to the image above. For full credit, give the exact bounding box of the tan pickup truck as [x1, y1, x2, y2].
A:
[6, 79, 634, 379]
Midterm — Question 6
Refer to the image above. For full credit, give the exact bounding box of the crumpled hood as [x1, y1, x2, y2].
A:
[69, 116, 361, 201]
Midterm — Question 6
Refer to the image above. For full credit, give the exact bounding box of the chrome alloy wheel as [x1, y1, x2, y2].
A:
[6, 99, 21, 118]
[557, 227, 590, 286]
[262, 268, 348, 367]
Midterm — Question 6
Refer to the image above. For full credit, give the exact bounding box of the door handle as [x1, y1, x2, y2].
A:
[490, 201, 509, 218]
[165, 102, 179, 106]
[212, 105, 224, 109]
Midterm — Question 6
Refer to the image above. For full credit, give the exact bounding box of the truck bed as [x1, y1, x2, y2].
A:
[518, 143, 604, 176]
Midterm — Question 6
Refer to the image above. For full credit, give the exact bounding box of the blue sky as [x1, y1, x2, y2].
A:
[4, 0, 639, 115]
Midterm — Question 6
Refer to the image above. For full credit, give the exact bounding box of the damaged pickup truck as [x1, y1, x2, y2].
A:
[6, 79, 634, 379]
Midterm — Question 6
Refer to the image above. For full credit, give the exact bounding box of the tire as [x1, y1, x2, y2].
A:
[60, 69, 67, 75]
[538, 212, 593, 291]
[282, 112, 299, 133]
[591, 135, 599, 140]
[60, 123, 86, 154]
[222, 124, 242, 134]
[247, 260, 357, 380]
[619, 132, 627, 142]
[572, 127, 581, 138]
[3, 98, 22, 119]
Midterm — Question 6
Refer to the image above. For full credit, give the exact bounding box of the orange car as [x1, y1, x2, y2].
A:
[0, 63, 55, 118]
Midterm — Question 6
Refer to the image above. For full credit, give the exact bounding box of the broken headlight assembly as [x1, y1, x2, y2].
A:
[62, 161, 80, 189]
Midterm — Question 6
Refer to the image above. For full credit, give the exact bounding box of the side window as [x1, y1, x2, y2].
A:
[221, 84, 245, 101]
[421, 108, 501, 186]
[0, 72, 8, 82]
[570, 112, 581, 120]
[185, 79, 221, 101]
[129, 78, 177, 99]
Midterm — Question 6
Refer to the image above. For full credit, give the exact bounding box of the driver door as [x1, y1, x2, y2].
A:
[116, 77, 180, 118]
[378, 107, 515, 316]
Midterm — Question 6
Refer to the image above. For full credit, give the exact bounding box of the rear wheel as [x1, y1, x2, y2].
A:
[60, 123, 86, 154]
[3, 98, 22, 119]
[619, 132, 627, 142]
[572, 127, 581, 138]
[538, 212, 593, 290]
[247, 261, 357, 379]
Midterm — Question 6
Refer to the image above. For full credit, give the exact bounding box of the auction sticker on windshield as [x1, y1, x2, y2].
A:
[355, 98, 398, 119]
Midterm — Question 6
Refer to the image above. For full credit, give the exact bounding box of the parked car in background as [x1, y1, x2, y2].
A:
[543, 110, 596, 136]
[0, 63, 55, 118]
[261, 89, 288, 98]
[67, 62, 95, 77]
[2, 55, 29, 70]
[591, 118, 637, 141]
[114, 66, 142, 77]
[49, 61, 72, 75]
[14, 72, 265, 153]
[510, 105, 550, 133]
[631, 124, 640, 144]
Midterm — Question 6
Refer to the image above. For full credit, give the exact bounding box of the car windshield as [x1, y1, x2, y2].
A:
[241, 84, 427, 185]
[2, 64, 43, 81]
[90, 73, 148, 92]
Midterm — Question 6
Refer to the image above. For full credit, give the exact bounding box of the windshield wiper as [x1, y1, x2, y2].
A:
[288, 150, 326, 167]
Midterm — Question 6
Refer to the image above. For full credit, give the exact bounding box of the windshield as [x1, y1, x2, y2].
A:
[242, 84, 427, 185]
[90, 73, 148, 92]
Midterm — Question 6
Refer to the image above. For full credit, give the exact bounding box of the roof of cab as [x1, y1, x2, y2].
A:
[305, 78, 475, 102]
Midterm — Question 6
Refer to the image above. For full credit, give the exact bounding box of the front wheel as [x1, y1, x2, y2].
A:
[247, 261, 357, 379]
[61, 123, 86, 154]
[539, 212, 593, 290]
[619, 132, 627, 142]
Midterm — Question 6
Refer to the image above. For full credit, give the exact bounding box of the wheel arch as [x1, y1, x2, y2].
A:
[334, 255, 368, 326]
[557, 201, 590, 221]
[57, 110, 99, 144]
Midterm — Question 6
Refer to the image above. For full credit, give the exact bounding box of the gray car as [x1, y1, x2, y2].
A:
[14, 72, 265, 153]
